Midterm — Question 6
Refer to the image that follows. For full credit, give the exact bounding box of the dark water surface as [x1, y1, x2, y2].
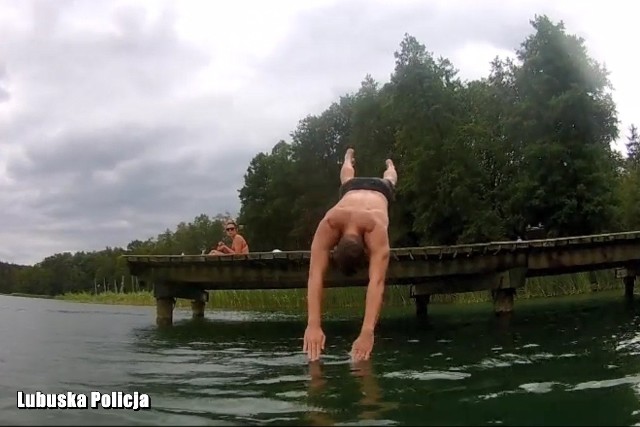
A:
[3, 291, 640, 425]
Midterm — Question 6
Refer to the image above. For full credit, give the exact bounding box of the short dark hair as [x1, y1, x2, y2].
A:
[333, 234, 365, 276]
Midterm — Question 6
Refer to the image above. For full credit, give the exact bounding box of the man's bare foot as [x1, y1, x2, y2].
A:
[346, 148, 355, 166]
[385, 159, 394, 168]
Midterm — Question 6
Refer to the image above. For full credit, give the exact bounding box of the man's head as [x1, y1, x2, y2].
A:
[333, 234, 366, 276]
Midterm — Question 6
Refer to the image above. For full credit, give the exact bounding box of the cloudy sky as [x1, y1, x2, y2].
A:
[0, 0, 637, 265]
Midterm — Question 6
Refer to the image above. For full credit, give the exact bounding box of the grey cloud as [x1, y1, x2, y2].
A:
[0, 145, 255, 262]
[4, 123, 256, 248]
[26, 143, 252, 222]
[7, 124, 198, 179]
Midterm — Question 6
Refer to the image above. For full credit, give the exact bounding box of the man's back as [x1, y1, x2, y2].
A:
[325, 190, 390, 234]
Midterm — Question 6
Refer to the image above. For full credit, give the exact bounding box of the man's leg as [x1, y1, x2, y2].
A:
[383, 159, 397, 186]
[340, 148, 356, 184]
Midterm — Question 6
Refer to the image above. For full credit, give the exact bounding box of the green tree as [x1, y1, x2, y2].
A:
[627, 124, 640, 166]
[510, 15, 620, 237]
[390, 34, 485, 245]
[238, 142, 298, 250]
[287, 96, 355, 247]
[617, 124, 640, 230]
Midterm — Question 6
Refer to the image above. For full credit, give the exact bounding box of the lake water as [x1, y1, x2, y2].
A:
[2, 291, 640, 425]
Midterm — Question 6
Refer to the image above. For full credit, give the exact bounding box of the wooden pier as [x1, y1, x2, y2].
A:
[123, 231, 640, 326]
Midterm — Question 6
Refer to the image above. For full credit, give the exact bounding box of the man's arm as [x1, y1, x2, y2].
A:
[230, 235, 249, 254]
[361, 226, 390, 333]
[307, 218, 339, 328]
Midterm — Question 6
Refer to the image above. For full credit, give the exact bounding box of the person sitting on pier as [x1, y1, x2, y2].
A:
[209, 220, 249, 255]
[303, 147, 397, 363]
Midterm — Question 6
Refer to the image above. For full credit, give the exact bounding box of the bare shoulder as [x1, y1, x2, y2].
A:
[311, 216, 340, 250]
[364, 223, 390, 257]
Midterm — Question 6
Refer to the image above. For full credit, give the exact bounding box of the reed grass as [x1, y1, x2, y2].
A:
[56, 270, 623, 312]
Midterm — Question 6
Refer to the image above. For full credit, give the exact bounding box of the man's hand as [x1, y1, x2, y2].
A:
[350, 329, 374, 362]
[303, 325, 326, 361]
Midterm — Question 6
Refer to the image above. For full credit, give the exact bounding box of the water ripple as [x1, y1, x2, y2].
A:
[519, 381, 559, 393]
[383, 370, 471, 381]
[571, 374, 640, 391]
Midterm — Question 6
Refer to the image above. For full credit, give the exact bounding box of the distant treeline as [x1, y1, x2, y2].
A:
[1, 15, 640, 298]
[0, 214, 233, 296]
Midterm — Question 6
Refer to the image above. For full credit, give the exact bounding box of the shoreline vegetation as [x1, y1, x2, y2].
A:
[50, 271, 621, 312]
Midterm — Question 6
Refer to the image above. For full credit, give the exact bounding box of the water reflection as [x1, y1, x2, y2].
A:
[306, 360, 398, 425]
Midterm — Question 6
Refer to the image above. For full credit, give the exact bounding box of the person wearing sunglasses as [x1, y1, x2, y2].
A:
[303, 147, 397, 363]
[209, 220, 249, 255]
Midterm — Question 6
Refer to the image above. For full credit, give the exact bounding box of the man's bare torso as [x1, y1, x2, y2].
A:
[324, 189, 389, 234]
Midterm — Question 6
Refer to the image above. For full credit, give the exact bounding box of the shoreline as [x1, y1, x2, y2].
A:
[1, 282, 630, 322]
[51, 273, 623, 311]
[2, 271, 624, 313]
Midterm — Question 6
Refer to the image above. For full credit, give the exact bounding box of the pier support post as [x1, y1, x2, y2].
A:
[624, 276, 636, 299]
[410, 285, 431, 320]
[492, 288, 515, 314]
[190, 291, 209, 319]
[491, 268, 526, 315]
[616, 268, 637, 300]
[156, 297, 175, 327]
[191, 300, 206, 319]
[153, 281, 208, 326]
[415, 294, 430, 319]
